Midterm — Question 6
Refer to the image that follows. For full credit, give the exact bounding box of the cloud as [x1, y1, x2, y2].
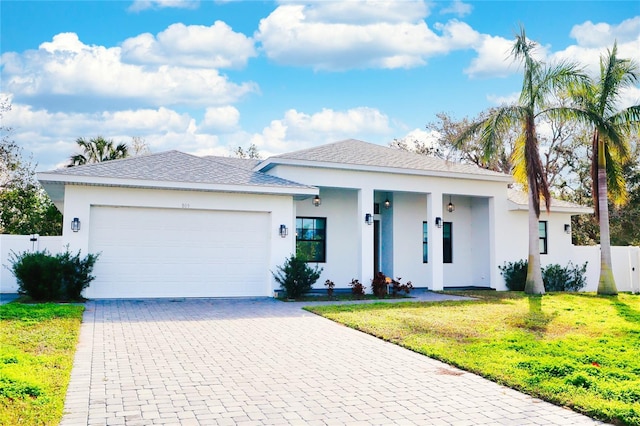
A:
[1, 33, 258, 111]
[487, 92, 519, 106]
[464, 35, 516, 78]
[128, 0, 199, 13]
[440, 1, 473, 17]
[248, 106, 392, 153]
[199, 106, 240, 133]
[255, 3, 472, 71]
[121, 21, 256, 69]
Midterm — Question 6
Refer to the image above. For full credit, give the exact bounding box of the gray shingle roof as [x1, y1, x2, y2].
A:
[268, 139, 510, 179]
[507, 188, 592, 212]
[203, 156, 261, 171]
[42, 150, 313, 189]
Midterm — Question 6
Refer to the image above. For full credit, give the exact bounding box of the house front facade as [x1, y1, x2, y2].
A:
[37, 139, 594, 299]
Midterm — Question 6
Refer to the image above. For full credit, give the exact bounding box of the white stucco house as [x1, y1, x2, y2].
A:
[36, 139, 600, 299]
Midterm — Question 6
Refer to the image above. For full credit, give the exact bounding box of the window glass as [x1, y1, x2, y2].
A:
[443, 222, 453, 263]
[296, 217, 326, 262]
[539, 221, 548, 254]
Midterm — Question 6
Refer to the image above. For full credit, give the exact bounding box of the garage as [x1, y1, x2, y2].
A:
[87, 205, 271, 298]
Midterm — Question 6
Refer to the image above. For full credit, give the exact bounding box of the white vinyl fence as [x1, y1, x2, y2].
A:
[1, 234, 638, 294]
[0, 234, 63, 293]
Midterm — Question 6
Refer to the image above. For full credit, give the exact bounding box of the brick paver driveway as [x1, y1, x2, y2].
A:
[61, 297, 600, 425]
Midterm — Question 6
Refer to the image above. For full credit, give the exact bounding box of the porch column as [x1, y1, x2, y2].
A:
[427, 192, 444, 290]
[357, 188, 375, 288]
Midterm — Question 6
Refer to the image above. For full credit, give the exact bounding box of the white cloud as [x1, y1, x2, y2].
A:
[249, 107, 392, 153]
[121, 21, 256, 69]
[1, 33, 258, 110]
[440, 1, 472, 17]
[255, 3, 466, 70]
[199, 106, 240, 133]
[396, 128, 440, 146]
[464, 35, 515, 78]
[569, 16, 640, 48]
[128, 0, 199, 13]
[487, 92, 519, 106]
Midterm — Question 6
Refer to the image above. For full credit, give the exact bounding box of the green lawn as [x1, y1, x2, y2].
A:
[306, 292, 640, 425]
[0, 303, 84, 426]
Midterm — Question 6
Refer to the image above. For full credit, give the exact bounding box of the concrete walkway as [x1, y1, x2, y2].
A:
[61, 295, 601, 425]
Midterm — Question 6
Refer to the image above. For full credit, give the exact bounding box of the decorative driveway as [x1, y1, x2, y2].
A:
[61, 297, 601, 425]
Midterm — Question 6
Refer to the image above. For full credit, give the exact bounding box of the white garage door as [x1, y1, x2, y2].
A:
[87, 206, 270, 298]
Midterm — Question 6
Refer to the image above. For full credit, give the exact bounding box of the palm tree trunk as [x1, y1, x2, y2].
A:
[525, 186, 545, 294]
[596, 139, 617, 295]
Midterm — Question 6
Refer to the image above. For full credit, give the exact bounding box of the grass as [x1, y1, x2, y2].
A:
[306, 292, 640, 425]
[277, 293, 410, 302]
[0, 303, 84, 426]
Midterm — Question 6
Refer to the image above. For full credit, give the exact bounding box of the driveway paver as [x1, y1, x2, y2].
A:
[61, 296, 601, 425]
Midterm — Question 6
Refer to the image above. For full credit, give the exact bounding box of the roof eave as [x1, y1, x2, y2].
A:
[507, 201, 593, 214]
[37, 173, 318, 197]
[257, 158, 513, 183]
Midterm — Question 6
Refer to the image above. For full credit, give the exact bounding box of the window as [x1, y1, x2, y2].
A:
[443, 222, 452, 263]
[296, 217, 326, 262]
[422, 222, 428, 263]
[539, 221, 548, 254]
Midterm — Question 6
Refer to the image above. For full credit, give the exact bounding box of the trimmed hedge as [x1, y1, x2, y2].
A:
[499, 259, 588, 292]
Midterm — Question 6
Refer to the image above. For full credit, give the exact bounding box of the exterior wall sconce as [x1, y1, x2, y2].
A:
[365, 213, 373, 225]
[564, 224, 571, 234]
[279, 224, 288, 238]
[447, 195, 455, 213]
[384, 198, 391, 209]
[313, 195, 321, 207]
[71, 217, 81, 232]
[435, 217, 442, 228]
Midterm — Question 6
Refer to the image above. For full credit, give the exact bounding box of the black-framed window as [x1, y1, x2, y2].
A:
[422, 222, 428, 263]
[443, 222, 453, 263]
[539, 221, 548, 254]
[296, 217, 326, 262]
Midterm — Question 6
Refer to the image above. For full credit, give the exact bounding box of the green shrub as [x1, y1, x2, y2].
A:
[9, 249, 99, 301]
[499, 260, 528, 291]
[272, 255, 322, 299]
[499, 259, 588, 292]
[543, 261, 588, 292]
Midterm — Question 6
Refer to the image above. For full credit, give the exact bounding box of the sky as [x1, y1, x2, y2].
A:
[1, 0, 639, 172]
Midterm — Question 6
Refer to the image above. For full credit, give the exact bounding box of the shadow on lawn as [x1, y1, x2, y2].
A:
[610, 297, 640, 324]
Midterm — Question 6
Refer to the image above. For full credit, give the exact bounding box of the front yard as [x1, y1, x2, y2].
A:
[0, 303, 84, 426]
[306, 292, 640, 425]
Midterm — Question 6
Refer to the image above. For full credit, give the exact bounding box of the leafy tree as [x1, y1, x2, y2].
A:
[232, 143, 262, 159]
[569, 43, 640, 295]
[455, 28, 587, 295]
[0, 98, 62, 235]
[67, 136, 129, 167]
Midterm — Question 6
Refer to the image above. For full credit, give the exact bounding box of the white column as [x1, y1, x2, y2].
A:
[357, 188, 375, 289]
[487, 197, 498, 289]
[427, 191, 444, 290]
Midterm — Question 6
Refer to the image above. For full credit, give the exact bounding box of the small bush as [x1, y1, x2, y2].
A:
[499, 259, 588, 292]
[9, 249, 99, 301]
[272, 255, 322, 299]
[499, 260, 528, 291]
[324, 279, 335, 299]
[390, 277, 413, 296]
[543, 261, 588, 292]
[349, 279, 365, 298]
[371, 272, 388, 298]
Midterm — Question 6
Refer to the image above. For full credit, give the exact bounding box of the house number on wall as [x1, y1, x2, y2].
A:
[181, 203, 190, 209]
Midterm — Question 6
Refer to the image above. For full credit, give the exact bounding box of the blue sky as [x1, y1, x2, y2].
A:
[1, 0, 639, 171]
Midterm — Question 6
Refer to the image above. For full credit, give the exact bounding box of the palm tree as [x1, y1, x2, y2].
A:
[570, 43, 640, 295]
[455, 28, 587, 294]
[67, 136, 129, 167]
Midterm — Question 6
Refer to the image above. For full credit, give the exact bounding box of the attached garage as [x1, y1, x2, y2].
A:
[87, 206, 271, 298]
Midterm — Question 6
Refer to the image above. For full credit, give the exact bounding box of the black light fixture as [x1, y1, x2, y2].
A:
[384, 193, 391, 209]
[435, 217, 442, 228]
[71, 217, 81, 232]
[447, 195, 455, 213]
[365, 213, 373, 225]
[564, 224, 571, 234]
[279, 224, 288, 238]
[313, 195, 321, 207]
